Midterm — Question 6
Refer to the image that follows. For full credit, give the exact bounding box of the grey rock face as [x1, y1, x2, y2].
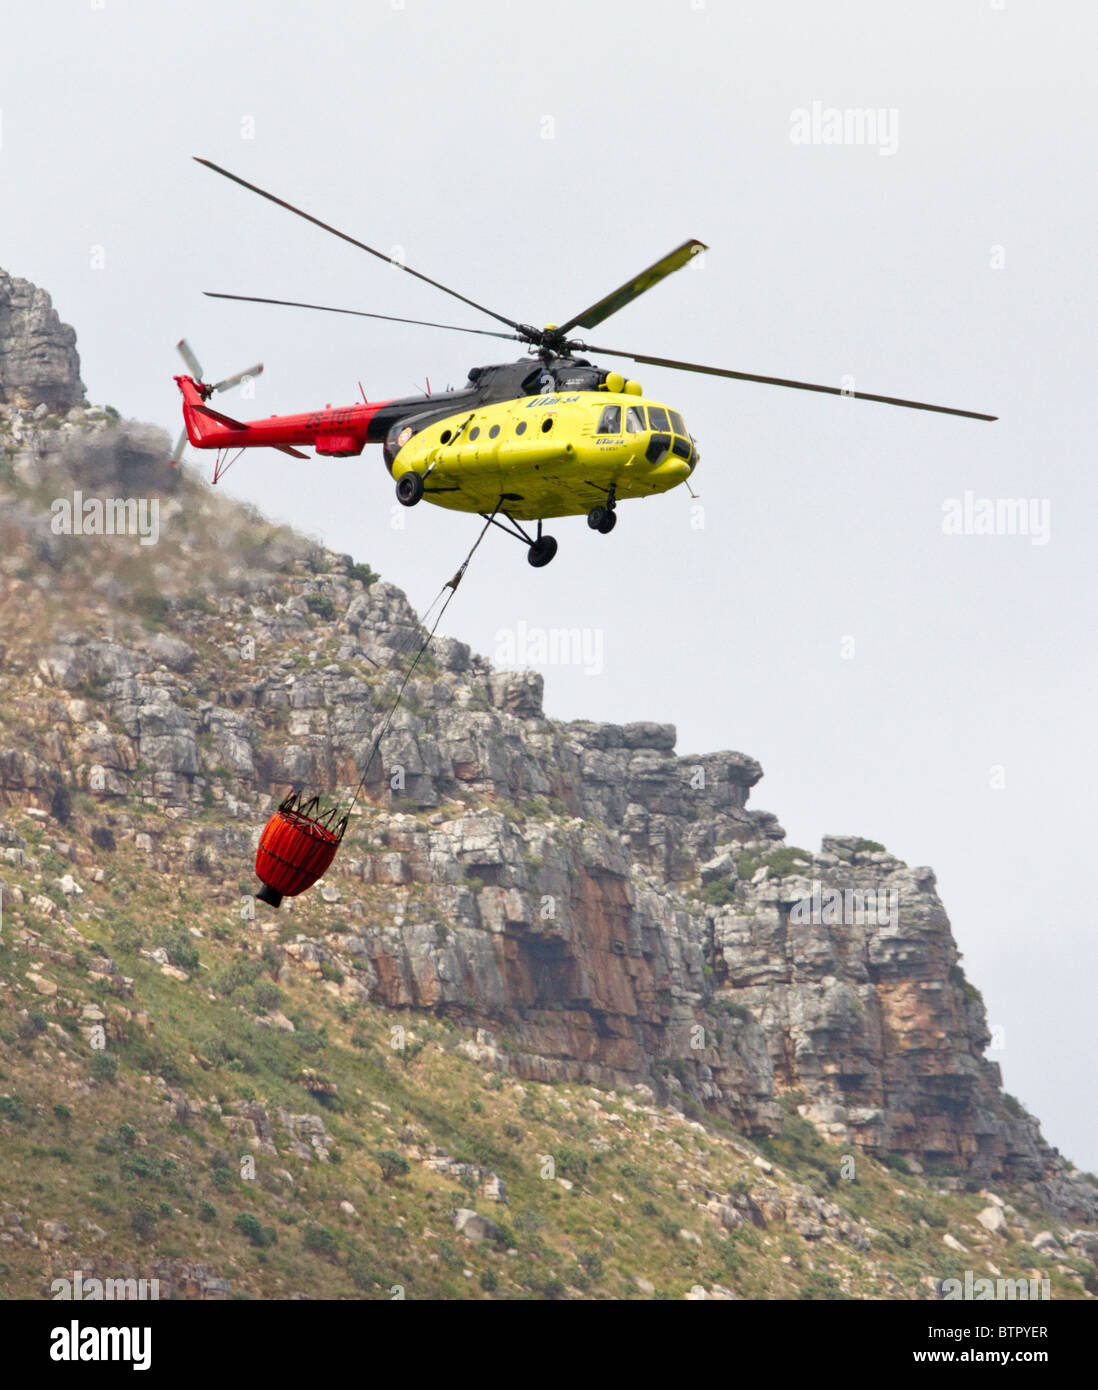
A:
[147, 633, 195, 673]
[0, 271, 85, 410]
[489, 670, 544, 718]
[1, 347, 1077, 1186]
[30, 577, 1063, 1174]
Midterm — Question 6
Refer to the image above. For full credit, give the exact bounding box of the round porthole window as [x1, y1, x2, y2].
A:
[541, 417, 554, 433]
[469, 426, 480, 440]
[488, 424, 500, 438]
[440, 429, 452, 444]
[515, 420, 527, 435]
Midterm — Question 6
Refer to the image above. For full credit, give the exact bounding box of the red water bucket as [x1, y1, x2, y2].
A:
[254, 792, 347, 908]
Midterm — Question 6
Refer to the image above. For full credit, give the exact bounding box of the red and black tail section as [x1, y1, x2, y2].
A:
[175, 374, 308, 461]
[172, 331, 397, 480]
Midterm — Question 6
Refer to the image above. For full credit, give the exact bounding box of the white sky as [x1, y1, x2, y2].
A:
[3, 0, 1095, 1172]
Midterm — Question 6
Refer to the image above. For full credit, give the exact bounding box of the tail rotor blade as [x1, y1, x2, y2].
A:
[212, 362, 264, 394]
[176, 338, 204, 382]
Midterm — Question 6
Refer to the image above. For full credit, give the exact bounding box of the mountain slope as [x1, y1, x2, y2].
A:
[0, 280, 1094, 1300]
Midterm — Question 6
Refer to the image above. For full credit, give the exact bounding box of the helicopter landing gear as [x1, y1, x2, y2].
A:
[479, 507, 558, 567]
[583, 483, 619, 536]
[587, 483, 617, 534]
[527, 534, 558, 567]
[396, 471, 424, 506]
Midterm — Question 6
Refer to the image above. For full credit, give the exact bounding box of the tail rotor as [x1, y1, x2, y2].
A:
[210, 362, 263, 394]
[170, 425, 189, 468]
[172, 338, 264, 466]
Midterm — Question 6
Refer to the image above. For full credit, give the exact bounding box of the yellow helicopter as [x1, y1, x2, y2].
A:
[177, 159, 995, 567]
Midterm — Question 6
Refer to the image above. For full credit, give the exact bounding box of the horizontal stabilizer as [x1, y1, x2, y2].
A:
[274, 443, 309, 459]
[191, 401, 247, 430]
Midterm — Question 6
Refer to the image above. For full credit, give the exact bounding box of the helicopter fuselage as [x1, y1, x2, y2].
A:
[177, 355, 697, 521]
[386, 386, 696, 521]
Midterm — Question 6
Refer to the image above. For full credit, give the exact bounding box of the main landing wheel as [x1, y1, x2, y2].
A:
[587, 505, 617, 534]
[396, 472, 424, 506]
[527, 535, 558, 567]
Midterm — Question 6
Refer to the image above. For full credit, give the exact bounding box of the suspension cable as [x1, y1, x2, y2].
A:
[344, 507, 498, 815]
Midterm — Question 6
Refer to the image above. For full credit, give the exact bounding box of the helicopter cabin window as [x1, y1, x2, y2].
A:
[488, 424, 500, 438]
[669, 410, 688, 435]
[647, 406, 670, 432]
[625, 406, 646, 433]
[597, 405, 622, 435]
[469, 426, 480, 440]
[515, 420, 527, 435]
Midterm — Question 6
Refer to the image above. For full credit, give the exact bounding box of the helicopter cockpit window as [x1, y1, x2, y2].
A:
[647, 406, 670, 432]
[670, 410, 688, 435]
[596, 405, 622, 435]
[625, 406, 646, 433]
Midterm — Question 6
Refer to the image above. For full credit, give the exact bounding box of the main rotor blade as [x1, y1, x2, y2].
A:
[555, 239, 708, 336]
[582, 343, 997, 421]
[194, 158, 525, 334]
[203, 292, 525, 344]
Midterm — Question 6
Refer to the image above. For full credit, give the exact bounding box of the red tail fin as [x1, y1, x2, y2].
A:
[175, 375, 238, 446]
[174, 375, 308, 461]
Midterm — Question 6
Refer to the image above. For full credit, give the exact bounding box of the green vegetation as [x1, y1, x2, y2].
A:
[375, 1150, 410, 1183]
[760, 846, 813, 877]
[712, 997, 752, 1022]
[302, 1223, 339, 1259]
[949, 963, 984, 1008]
[134, 592, 170, 630]
[1002, 1093, 1027, 1120]
[233, 1212, 277, 1247]
[306, 594, 336, 621]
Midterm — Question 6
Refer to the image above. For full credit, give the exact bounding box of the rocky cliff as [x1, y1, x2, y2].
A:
[0, 271, 85, 411]
[0, 272, 1081, 1190]
[0, 275, 1095, 1300]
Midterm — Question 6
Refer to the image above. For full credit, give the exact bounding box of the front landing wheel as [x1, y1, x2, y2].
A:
[527, 535, 558, 567]
[396, 472, 424, 506]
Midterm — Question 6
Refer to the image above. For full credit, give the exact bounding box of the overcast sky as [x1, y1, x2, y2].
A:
[3, 0, 1095, 1172]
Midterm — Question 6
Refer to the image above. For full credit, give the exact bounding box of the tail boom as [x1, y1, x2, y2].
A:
[175, 375, 392, 458]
